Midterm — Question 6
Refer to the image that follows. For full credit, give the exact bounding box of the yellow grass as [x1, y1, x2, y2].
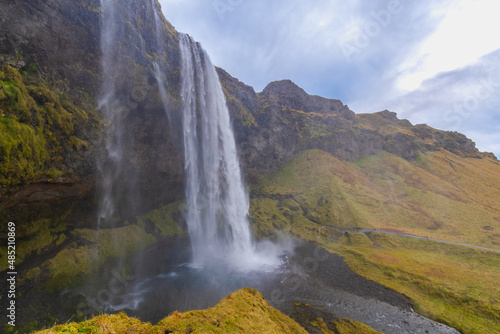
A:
[35, 288, 307, 334]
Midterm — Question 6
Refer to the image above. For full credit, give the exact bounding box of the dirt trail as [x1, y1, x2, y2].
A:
[336, 227, 500, 253]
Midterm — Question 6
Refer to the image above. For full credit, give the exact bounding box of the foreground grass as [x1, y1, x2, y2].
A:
[35, 288, 308, 334]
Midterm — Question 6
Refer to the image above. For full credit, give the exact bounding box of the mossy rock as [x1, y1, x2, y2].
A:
[135, 201, 187, 237]
[28, 225, 156, 292]
[0, 65, 97, 185]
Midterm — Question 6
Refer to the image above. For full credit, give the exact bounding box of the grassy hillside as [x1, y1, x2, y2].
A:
[250, 148, 500, 333]
[326, 232, 500, 334]
[251, 149, 500, 249]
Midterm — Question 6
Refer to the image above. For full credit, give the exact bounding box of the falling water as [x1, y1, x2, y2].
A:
[179, 34, 257, 268]
[97, 0, 149, 224]
[150, 0, 172, 125]
[98, 0, 278, 269]
[98, 0, 123, 224]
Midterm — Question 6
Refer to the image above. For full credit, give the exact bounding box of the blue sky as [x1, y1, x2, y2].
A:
[159, 0, 500, 157]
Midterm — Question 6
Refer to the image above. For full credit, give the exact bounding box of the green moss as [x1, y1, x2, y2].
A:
[0, 117, 46, 184]
[311, 318, 334, 334]
[0, 213, 70, 271]
[37, 288, 307, 333]
[157, 288, 308, 334]
[0, 65, 94, 185]
[136, 201, 186, 237]
[41, 225, 156, 292]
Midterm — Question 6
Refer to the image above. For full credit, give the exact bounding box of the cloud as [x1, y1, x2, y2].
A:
[160, 0, 446, 95]
[384, 49, 500, 155]
[396, 0, 500, 91]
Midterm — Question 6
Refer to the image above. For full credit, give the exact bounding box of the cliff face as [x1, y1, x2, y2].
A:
[0, 0, 101, 97]
[0, 0, 185, 224]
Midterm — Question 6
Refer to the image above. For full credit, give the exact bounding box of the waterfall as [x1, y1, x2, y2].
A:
[98, 0, 279, 270]
[98, 0, 122, 224]
[97, 0, 148, 224]
[179, 34, 255, 268]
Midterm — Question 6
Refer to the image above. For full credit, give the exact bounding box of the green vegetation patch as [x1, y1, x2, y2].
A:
[135, 201, 186, 237]
[30, 225, 156, 292]
[0, 211, 70, 271]
[0, 65, 96, 185]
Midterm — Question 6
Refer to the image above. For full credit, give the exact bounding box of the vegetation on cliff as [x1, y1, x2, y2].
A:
[0, 65, 98, 185]
[1, 1, 499, 333]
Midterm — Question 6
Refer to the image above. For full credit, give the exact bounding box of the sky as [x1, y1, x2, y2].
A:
[158, 0, 500, 157]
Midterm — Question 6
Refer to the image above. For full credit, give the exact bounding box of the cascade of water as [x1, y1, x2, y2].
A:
[98, 0, 147, 224]
[98, 0, 279, 270]
[150, 0, 172, 125]
[179, 34, 255, 267]
[98, 0, 122, 224]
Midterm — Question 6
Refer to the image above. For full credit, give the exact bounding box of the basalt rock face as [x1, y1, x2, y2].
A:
[0, 0, 101, 98]
[1, 0, 490, 218]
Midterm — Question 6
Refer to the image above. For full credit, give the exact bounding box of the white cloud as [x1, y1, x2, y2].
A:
[397, 0, 500, 91]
